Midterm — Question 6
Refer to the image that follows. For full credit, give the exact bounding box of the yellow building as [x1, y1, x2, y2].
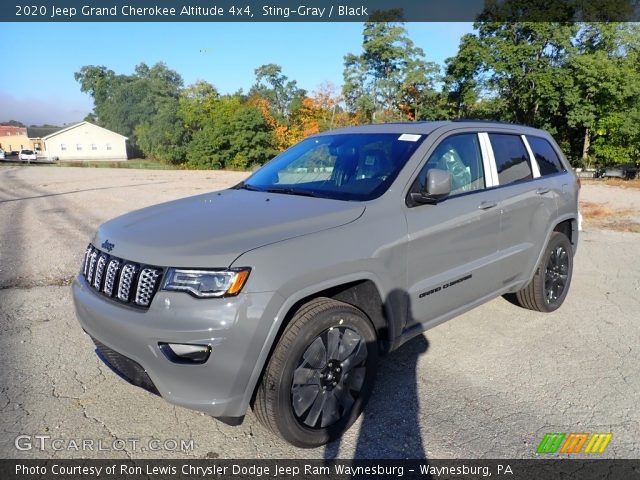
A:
[0, 126, 33, 153]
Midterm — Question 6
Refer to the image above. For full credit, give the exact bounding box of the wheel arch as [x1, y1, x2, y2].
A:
[243, 275, 396, 411]
[553, 218, 577, 248]
[524, 215, 578, 287]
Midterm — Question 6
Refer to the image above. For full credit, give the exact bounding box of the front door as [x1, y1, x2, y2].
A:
[405, 132, 503, 330]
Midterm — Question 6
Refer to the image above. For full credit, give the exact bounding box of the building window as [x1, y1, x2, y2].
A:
[106, 143, 112, 150]
[91, 144, 97, 150]
[61, 144, 67, 151]
[76, 144, 82, 151]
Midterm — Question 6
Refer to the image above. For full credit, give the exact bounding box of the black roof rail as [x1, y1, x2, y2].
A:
[451, 119, 530, 126]
[372, 120, 446, 125]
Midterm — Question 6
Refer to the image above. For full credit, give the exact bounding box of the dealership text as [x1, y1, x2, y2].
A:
[15, 464, 405, 477]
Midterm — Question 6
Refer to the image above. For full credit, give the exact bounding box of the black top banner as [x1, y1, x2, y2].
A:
[2, 0, 640, 22]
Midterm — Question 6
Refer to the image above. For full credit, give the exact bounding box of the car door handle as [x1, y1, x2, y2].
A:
[536, 187, 550, 195]
[478, 201, 498, 210]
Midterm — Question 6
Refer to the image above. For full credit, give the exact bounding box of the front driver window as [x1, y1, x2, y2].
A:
[415, 133, 485, 196]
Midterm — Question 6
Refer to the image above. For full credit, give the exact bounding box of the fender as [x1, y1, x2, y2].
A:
[522, 214, 578, 287]
[237, 271, 395, 414]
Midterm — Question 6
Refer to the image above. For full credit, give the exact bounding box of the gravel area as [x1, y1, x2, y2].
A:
[1, 165, 638, 459]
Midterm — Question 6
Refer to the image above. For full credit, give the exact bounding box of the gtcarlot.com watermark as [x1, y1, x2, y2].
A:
[15, 435, 195, 453]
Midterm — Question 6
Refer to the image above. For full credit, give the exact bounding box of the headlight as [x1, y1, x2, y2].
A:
[161, 268, 250, 298]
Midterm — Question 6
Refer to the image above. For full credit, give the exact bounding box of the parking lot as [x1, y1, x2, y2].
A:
[1, 165, 639, 459]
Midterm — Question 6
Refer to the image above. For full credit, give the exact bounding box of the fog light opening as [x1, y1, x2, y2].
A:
[159, 343, 212, 364]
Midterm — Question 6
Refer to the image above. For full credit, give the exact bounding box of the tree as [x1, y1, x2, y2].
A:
[0, 120, 27, 127]
[250, 64, 306, 120]
[443, 34, 486, 119]
[343, 20, 440, 122]
[342, 53, 375, 122]
[178, 81, 220, 131]
[186, 96, 277, 170]
[400, 52, 441, 120]
[470, 22, 577, 126]
[444, 21, 640, 165]
[311, 82, 354, 130]
[563, 23, 640, 165]
[75, 62, 183, 154]
[135, 98, 187, 164]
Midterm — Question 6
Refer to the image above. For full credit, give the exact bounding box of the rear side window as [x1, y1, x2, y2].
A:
[488, 134, 533, 185]
[527, 136, 565, 176]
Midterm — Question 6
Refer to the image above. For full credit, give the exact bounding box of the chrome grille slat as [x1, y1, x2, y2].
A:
[82, 245, 93, 276]
[117, 263, 138, 302]
[103, 259, 121, 297]
[135, 268, 161, 306]
[93, 254, 108, 290]
[86, 249, 99, 285]
[80, 244, 162, 309]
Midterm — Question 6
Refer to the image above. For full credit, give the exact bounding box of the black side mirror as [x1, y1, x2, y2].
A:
[409, 169, 452, 205]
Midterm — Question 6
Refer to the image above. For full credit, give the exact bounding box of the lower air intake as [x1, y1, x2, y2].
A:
[91, 337, 160, 396]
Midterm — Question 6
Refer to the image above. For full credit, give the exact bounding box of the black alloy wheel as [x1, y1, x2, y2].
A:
[254, 297, 378, 448]
[291, 326, 368, 429]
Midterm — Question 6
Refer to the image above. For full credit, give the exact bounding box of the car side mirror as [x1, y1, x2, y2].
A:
[410, 169, 452, 205]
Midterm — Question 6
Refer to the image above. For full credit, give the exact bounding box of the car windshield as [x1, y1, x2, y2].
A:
[22, 150, 34, 154]
[240, 133, 426, 201]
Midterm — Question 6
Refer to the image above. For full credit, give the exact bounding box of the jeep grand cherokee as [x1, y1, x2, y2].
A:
[73, 121, 579, 447]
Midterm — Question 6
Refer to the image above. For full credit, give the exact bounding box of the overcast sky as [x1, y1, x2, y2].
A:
[1, 22, 473, 126]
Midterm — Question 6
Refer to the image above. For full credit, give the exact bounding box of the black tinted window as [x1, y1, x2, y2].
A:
[527, 136, 565, 176]
[489, 134, 533, 185]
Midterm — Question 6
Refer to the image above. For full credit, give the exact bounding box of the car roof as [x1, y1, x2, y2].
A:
[315, 120, 550, 137]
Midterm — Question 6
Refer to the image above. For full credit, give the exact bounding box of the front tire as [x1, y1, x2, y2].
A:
[254, 297, 378, 448]
[511, 232, 574, 312]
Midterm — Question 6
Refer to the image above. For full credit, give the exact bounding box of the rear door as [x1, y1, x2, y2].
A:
[526, 134, 572, 223]
[487, 133, 557, 283]
[404, 132, 503, 330]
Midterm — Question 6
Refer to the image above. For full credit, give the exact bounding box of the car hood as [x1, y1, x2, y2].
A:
[93, 189, 365, 267]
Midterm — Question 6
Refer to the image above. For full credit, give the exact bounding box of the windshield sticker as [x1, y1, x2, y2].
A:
[398, 134, 421, 142]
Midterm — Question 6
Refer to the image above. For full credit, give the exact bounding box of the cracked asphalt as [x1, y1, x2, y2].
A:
[1, 165, 639, 459]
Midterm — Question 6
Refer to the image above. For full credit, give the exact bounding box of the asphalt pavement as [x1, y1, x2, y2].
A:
[0, 165, 638, 459]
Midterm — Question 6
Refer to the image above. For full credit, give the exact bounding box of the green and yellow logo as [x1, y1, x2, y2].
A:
[537, 432, 612, 454]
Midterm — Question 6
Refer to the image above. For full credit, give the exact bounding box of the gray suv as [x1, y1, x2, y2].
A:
[73, 121, 579, 447]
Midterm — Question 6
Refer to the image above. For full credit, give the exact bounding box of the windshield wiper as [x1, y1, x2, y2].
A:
[236, 183, 324, 198]
[234, 182, 263, 192]
[265, 187, 323, 198]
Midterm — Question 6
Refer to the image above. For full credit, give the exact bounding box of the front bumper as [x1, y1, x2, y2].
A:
[72, 274, 280, 418]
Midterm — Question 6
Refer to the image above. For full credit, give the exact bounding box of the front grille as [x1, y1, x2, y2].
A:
[81, 244, 163, 309]
[91, 337, 159, 396]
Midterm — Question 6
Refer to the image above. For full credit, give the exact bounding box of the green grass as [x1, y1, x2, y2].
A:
[56, 159, 182, 170]
[1, 158, 251, 172]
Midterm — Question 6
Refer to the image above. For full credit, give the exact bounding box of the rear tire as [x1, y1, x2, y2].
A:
[254, 297, 378, 448]
[510, 232, 574, 312]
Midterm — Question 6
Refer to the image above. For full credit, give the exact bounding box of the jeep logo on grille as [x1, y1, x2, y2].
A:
[101, 240, 115, 252]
